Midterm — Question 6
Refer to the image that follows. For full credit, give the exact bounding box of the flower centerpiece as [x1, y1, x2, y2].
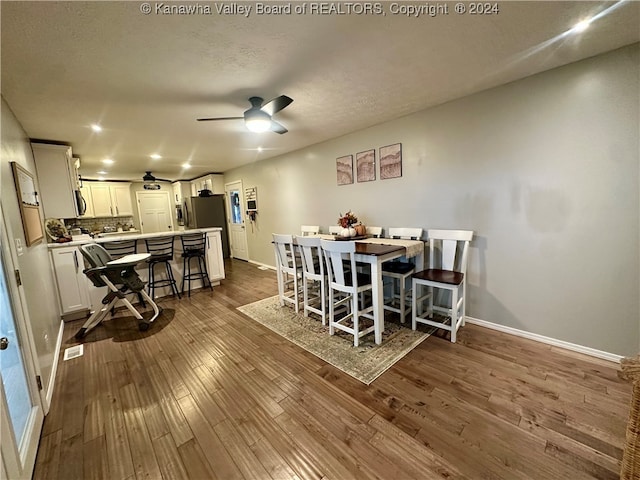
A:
[337, 210, 359, 237]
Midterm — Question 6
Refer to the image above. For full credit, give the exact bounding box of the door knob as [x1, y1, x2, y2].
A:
[0, 337, 8, 350]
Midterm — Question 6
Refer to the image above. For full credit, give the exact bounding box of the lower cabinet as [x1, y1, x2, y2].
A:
[206, 231, 225, 283]
[50, 246, 91, 315]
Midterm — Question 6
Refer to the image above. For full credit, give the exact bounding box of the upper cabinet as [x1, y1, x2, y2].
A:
[171, 181, 190, 204]
[84, 182, 133, 217]
[31, 143, 80, 218]
[190, 174, 224, 196]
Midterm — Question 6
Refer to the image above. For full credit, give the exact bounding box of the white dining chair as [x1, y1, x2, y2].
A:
[273, 233, 303, 312]
[411, 229, 473, 343]
[366, 226, 382, 238]
[320, 239, 375, 347]
[328, 226, 342, 235]
[300, 225, 320, 236]
[382, 227, 423, 323]
[296, 236, 327, 324]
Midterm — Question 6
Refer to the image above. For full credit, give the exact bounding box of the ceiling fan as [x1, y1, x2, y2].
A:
[197, 95, 293, 134]
[142, 171, 171, 189]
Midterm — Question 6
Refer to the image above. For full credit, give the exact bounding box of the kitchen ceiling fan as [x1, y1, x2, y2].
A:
[197, 95, 293, 134]
[142, 171, 171, 183]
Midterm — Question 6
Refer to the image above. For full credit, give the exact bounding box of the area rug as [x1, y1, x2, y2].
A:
[237, 295, 431, 384]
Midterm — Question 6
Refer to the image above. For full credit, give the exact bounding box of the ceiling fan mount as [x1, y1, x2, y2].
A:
[198, 95, 293, 134]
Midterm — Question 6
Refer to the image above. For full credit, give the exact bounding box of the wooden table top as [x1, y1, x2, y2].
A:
[354, 242, 404, 256]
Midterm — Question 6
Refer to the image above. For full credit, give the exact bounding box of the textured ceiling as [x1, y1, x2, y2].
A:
[2, 1, 638, 182]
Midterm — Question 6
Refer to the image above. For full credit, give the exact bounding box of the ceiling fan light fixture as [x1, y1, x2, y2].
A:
[244, 110, 271, 132]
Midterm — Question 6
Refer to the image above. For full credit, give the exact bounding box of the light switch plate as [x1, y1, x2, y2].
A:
[15, 238, 23, 256]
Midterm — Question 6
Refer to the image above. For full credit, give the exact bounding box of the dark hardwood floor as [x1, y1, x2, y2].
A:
[33, 259, 631, 479]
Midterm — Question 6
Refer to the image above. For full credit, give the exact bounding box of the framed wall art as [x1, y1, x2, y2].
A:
[356, 149, 376, 182]
[379, 143, 402, 180]
[11, 162, 44, 246]
[336, 155, 353, 185]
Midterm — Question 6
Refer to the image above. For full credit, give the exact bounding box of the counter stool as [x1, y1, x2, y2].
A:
[180, 233, 213, 296]
[103, 239, 145, 308]
[145, 236, 181, 300]
[103, 239, 138, 259]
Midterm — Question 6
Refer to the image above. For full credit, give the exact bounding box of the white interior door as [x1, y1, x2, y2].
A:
[0, 212, 44, 480]
[224, 181, 249, 261]
[136, 191, 174, 234]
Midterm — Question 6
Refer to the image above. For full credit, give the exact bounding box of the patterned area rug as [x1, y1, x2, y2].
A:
[237, 295, 431, 384]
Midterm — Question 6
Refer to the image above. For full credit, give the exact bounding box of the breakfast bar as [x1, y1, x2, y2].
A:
[47, 227, 225, 319]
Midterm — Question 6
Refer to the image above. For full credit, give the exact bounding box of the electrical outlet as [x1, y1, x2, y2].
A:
[15, 238, 23, 256]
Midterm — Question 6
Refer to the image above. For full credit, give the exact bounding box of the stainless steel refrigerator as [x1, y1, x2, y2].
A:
[183, 194, 230, 257]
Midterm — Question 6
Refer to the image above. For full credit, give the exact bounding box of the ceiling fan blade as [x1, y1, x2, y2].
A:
[262, 95, 293, 116]
[270, 121, 288, 134]
[197, 116, 243, 122]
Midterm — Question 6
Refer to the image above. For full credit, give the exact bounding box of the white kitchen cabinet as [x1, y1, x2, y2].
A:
[171, 181, 190, 204]
[85, 182, 133, 217]
[206, 230, 225, 284]
[191, 174, 224, 196]
[89, 183, 113, 217]
[31, 143, 80, 218]
[50, 246, 90, 315]
[111, 184, 133, 216]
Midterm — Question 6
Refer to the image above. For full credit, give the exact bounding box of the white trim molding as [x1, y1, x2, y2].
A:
[465, 316, 623, 364]
[248, 259, 276, 271]
[45, 320, 65, 412]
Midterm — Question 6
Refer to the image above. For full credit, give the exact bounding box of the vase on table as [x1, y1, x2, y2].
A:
[340, 227, 357, 238]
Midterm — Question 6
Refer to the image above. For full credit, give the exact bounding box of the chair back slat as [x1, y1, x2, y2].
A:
[441, 239, 457, 271]
[181, 233, 206, 252]
[102, 239, 137, 259]
[328, 226, 342, 235]
[145, 236, 176, 257]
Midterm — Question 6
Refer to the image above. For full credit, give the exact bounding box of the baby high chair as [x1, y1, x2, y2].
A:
[75, 243, 160, 339]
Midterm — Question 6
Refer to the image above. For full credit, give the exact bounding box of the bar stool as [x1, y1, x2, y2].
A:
[144, 236, 181, 300]
[103, 239, 145, 308]
[180, 233, 213, 296]
[102, 239, 137, 259]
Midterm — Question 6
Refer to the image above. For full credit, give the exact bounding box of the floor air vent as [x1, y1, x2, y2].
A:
[63, 344, 84, 361]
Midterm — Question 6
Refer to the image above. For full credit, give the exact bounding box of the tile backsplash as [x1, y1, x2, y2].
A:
[65, 216, 135, 233]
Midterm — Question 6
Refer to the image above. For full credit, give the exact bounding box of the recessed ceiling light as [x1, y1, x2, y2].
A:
[150, 154, 162, 160]
[182, 163, 191, 169]
[97, 170, 107, 175]
[91, 124, 102, 132]
[102, 158, 114, 165]
[257, 146, 263, 152]
[572, 19, 591, 33]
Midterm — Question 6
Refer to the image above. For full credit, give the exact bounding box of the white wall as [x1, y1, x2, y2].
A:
[224, 44, 640, 356]
[1, 97, 62, 391]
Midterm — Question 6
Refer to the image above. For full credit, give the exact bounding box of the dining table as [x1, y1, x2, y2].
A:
[315, 235, 425, 344]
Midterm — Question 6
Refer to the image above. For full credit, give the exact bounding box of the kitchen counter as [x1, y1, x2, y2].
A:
[47, 227, 222, 248]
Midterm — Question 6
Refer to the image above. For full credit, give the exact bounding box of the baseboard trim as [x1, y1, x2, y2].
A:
[465, 316, 623, 364]
[45, 319, 65, 412]
[248, 260, 276, 271]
